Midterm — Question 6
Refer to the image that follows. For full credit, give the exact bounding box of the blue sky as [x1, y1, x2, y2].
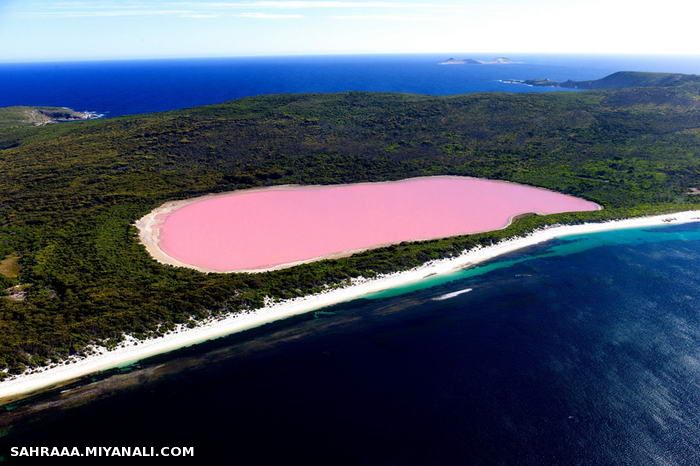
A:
[1, 0, 699, 61]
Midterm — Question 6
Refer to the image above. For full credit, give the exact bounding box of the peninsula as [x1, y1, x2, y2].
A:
[0, 106, 101, 127]
[504, 71, 700, 89]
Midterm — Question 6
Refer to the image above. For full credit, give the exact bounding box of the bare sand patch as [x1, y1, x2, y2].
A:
[0, 254, 20, 279]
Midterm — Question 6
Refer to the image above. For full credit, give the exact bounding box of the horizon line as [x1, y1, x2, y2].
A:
[3, 51, 700, 65]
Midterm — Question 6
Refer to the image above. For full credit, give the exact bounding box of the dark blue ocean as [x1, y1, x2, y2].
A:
[2, 54, 700, 116]
[2, 223, 700, 465]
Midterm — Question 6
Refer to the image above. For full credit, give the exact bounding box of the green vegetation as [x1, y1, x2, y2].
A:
[0, 106, 95, 151]
[0, 106, 93, 128]
[525, 71, 700, 90]
[1, 74, 700, 376]
[562, 71, 700, 89]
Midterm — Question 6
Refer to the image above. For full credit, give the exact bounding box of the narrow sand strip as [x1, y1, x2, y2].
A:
[2, 210, 699, 401]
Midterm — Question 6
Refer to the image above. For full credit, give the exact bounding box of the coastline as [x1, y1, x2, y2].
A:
[135, 175, 601, 273]
[2, 210, 699, 402]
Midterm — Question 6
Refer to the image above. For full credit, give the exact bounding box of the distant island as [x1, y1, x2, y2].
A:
[439, 57, 517, 65]
[501, 71, 700, 89]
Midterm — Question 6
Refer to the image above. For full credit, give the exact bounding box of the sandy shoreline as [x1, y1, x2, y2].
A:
[2, 210, 699, 402]
[135, 176, 601, 273]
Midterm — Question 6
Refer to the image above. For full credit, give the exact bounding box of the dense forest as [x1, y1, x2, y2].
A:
[1, 73, 700, 376]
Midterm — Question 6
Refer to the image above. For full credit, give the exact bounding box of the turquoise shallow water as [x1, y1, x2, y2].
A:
[368, 223, 700, 299]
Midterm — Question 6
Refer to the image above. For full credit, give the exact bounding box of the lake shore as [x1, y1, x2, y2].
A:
[2, 210, 699, 402]
[135, 176, 600, 273]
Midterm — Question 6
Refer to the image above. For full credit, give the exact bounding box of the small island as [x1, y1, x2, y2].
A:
[438, 57, 517, 65]
[438, 58, 482, 65]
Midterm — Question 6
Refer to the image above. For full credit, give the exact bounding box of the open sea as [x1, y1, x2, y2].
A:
[1, 54, 700, 116]
[2, 223, 700, 464]
[2, 55, 700, 464]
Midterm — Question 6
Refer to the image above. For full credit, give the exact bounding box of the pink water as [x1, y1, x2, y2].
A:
[158, 177, 600, 272]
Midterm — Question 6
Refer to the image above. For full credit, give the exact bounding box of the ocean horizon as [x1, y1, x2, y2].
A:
[2, 54, 700, 117]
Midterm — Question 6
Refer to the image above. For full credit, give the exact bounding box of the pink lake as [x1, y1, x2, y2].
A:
[156, 177, 600, 272]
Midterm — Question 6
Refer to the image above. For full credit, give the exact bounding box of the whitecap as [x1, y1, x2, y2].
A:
[432, 288, 473, 301]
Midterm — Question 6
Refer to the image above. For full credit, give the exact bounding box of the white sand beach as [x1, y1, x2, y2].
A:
[1, 210, 699, 401]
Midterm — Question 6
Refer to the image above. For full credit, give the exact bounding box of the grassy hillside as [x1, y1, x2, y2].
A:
[561, 71, 700, 89]
[1, 81, 700, 376]
[0, 106, 96, 127]
[525, 71, 700, 93]
[0, 106, 96, 151]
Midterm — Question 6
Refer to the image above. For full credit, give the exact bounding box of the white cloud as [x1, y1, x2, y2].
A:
[28, 6, 305, 19]
[11, 0, 700, 56]
[185, 14, 221, 19]
[236, 12, 304, 18]
[28, 0, 457, 17]
[31, 0, 454, 14]
[330, 13, 449, 21]
[44, 9, 199, 18]
[186, 1, 443, 9]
